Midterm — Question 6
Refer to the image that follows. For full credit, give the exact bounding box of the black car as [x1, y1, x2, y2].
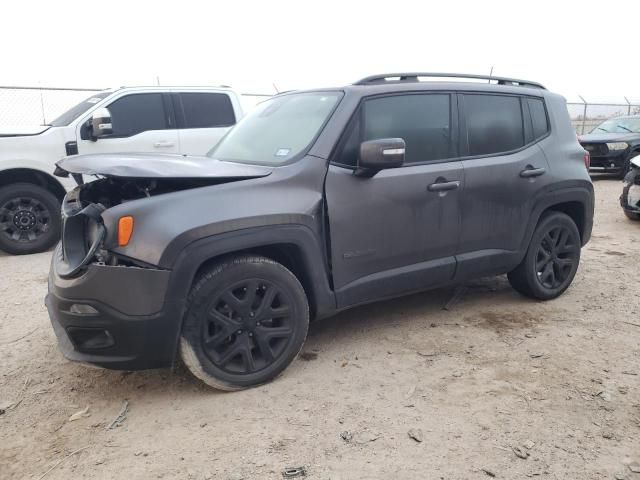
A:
[579, 115, 640, 178]
[46, 73, 594, 390]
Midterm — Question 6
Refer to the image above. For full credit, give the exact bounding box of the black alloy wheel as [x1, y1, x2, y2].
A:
[508, 211, 581, 300]
[534, 225, 579, 290]
[180, 255, 309, 390]
[0, 183, 61, 255]
[203, 279, 295, 374]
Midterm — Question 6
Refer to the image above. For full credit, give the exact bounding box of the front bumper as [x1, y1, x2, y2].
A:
[587, 151, 626, 172]
[46, 245, 184, 370]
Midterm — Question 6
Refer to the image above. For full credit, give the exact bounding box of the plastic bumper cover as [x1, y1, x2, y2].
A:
[46, 245, 184, 370]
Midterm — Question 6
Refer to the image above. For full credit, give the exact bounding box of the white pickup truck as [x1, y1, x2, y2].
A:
[0, 86, 244, 255]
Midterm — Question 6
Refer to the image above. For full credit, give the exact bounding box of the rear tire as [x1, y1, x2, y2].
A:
[180, 255, 309, 391]
[0, 183, 61, 255]
[508, 212, 581, 300]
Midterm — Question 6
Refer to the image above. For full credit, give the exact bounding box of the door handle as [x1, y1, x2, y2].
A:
[153, 141, 175, 148]
[519, 167, 546, 178]
[427, 180, 460, 192]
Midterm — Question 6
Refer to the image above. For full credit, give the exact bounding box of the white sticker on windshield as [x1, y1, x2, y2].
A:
[275, 148, 291, 157]
[86, 97, 102, 104]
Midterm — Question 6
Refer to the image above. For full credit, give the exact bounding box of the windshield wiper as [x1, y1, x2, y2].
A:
[595, 127, 608, 132]
[617, 125, 632, 133]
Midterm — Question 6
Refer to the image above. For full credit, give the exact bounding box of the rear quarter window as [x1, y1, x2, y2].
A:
[528, 97, 550, 140]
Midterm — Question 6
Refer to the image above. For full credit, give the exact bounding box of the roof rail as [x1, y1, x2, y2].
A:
[354, 72, 545, 90]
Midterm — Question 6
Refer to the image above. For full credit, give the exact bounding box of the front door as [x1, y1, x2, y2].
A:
[77, 92, 179, 155]
[325, 93, 463, 308]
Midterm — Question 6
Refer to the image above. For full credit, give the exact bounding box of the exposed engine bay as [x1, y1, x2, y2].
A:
[75, 176, 240, 209]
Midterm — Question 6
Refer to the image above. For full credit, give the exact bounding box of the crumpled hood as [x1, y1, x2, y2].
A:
[0, 125, 51, 137]
[579, 132, 640, 143]
[55, 153, 273, 179]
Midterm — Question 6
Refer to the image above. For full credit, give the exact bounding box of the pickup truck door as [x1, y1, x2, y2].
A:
[172, 91, 238, 155]
[76, 92, 179, 155]
[325, 92, 463, 308]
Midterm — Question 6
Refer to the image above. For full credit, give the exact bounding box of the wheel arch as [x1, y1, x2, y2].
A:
[0, 168, 66, 201]
[164, 225, 337, 322]
[524, 185, 594, 252]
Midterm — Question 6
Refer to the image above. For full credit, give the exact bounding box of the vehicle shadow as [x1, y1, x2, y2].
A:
[59, 275, 518, 402]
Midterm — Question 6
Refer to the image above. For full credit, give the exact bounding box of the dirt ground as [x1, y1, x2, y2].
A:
[1, 177, 639, 480]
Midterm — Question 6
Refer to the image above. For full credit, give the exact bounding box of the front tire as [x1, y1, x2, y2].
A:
[508, 212, 581, 300]
[0, 183, 61, 255]
[180, 255, 309, 391]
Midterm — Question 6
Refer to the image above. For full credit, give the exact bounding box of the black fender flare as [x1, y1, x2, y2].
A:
[519, 183, 594, 257]
[163, 224, 337, 319]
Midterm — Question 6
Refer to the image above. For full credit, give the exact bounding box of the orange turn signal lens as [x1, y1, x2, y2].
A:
[118, 216, 134, 246]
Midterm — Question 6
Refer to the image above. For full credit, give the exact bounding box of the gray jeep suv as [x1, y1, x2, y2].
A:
[46, 73, 594, 390]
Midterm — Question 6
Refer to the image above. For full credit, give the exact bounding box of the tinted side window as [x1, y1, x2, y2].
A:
[180, 93, 236, 128]
[362, 94, 452, 164]
[465, 94, 524, 156]
[528, 98, 549, 140]
[107, 93, 167, 137]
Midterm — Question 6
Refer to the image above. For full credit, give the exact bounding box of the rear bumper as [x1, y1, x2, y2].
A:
[46, 245, 184, 370]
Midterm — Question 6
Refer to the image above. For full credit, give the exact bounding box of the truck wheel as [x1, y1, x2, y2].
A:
[508, 212, 581, 300]
[180, 255, 309, 390]
[623, 209, 640, 221]
[0, 183, 61, 255]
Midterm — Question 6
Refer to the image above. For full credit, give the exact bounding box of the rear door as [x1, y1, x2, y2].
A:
[455, 93, 553, 280]
[76, 92, 179, 155]
[325, 92, 463, 308]
[173, 91, 237, 155]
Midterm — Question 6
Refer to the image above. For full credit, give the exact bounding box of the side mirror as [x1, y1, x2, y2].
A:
[355, 138, 405, 177]
[90, 107, 113, 139]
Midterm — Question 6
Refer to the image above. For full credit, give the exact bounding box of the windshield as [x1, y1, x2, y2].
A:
[49, 92, 111, 127]
[208, 91, 342, 165]
[592, 117, 640, 134]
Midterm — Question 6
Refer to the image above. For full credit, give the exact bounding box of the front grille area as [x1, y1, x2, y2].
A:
[581, 143, 608, 156]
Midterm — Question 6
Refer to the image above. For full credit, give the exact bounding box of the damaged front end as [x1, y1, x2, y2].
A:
[621, 159, 640, 221]
[46, 153, 273, 369]
[56, 176, 234, 276]
[53, 153, 273, 275]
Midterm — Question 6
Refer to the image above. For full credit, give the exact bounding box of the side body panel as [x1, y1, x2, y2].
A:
[325, 162, 463, 308]
[101, 155, 329, 268]
[0, 127, 75, 190]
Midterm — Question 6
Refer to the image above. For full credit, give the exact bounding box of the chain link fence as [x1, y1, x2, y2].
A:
[1, 85, 639, 134]
[567, 99, 640, 135]
[0, 86, 272, 127]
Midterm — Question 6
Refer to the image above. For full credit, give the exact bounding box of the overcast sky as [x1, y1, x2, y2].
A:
[2, 0, 639, 102]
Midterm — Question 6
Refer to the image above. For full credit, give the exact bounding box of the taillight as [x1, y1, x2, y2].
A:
[577, 134, 590, 171]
